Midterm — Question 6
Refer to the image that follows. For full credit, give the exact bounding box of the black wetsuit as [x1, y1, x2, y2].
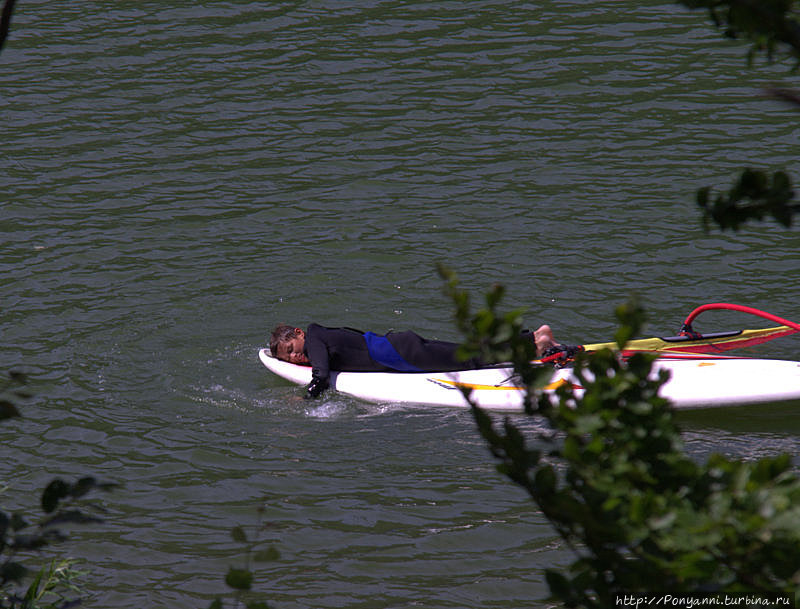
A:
[304, 323, 486, 387]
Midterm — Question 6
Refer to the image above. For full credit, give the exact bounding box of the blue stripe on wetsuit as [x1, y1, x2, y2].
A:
[363, 332, 422, 372]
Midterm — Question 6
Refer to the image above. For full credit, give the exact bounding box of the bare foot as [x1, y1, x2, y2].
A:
[533, 324, 557, 357]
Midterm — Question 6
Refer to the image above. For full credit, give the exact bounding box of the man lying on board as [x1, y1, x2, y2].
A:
[269, 323, 558, 398]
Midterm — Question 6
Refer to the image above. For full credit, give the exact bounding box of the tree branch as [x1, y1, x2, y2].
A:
[0, 0, 17, 53]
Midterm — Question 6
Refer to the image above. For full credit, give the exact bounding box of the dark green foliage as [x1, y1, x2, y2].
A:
[677, 0, 800, 230]
[0, 372, 27, 421]
[1, 473, 116, 608]
[1, 481, 115, 609]
[207, 503, 280, 609]
[442, 270, 800, 607]
[678, 0, 800, 65]
[0, 0, 17, 53]
[1, 373, 116, 609]
[698, 169, 799, 230]
[439, 264, 546, 413]
[224, 569, 253, 592]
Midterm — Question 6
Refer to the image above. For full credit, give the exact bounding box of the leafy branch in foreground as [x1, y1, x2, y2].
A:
[1, 474, 117, 609]
[1, 372, 28, 421]
[442, 270, 800, 608]
[677, 0, 800, 230]
[2, 372, 117, 609]
[207, 501, 280, 609]
[678, 0, 800, 66]
[0, 0, 17, 54]
[697, 168, 799, 230]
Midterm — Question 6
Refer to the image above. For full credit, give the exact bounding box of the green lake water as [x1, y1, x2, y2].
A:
[2, 1, 800, 607]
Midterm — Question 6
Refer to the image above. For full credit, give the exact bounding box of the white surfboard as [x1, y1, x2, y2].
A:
[258, 348, 800, 411]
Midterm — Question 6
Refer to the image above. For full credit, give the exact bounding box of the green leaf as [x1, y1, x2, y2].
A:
[207, 599, 224, 609]
[8, 371, 27, 383]
[41, 479, 70, 513]
[0, 561, 28, 583]
[10, 512, 28, 531]
[23, 566, 45, 602]
[225, 567, 253, 591]
[0, 399, 21, 419]
[544, 569, 574, 604]
[485, 283, 505, 308]
[230, 525, 248, 544]
[534, 465, 557, 496]
[71, 476, 98, 498]
[613, 299, 645, 348]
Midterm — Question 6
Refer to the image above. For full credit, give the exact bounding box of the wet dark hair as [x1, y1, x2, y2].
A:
[269, 324, 300, 356]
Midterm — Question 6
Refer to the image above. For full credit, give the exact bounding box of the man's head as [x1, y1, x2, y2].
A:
[270, 325, 310, 364]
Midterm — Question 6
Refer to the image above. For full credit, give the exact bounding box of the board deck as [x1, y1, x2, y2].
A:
[258, 348, 800, 411]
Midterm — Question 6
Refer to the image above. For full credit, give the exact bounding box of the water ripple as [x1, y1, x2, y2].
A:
[3, 2, 800, 607]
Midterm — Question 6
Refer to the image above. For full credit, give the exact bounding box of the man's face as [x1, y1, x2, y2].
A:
[276, 330, 309, 365]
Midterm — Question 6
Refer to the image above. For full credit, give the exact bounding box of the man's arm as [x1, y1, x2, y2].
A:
[304, 324, 331, 398]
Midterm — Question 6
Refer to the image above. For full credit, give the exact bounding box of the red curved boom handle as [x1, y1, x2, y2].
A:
[682, 303, 800, 332]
